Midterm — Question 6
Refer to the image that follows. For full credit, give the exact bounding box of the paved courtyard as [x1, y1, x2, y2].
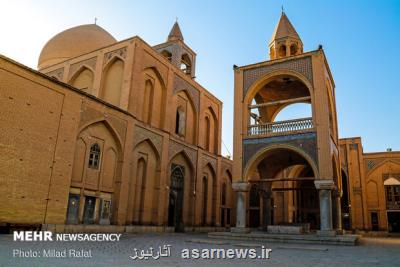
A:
[0, 233, 399, 267]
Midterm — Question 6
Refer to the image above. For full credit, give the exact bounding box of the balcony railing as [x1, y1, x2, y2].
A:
[248, 117, 314, 136]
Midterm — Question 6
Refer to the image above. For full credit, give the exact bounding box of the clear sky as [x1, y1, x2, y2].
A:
[1, 0, 399, 155]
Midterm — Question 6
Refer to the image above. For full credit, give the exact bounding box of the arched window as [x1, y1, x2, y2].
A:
[290, 44, 298, 56]
[88, 143, 101, 169]
[180, 54, 192, 75]
[205, 116, 210, 151]
[143, 80, 154, 124]
[202, 176, 208, 225]
[161, 50, 172, 62]
[278, 45, 286, 57]
[71, 67, 94, 92]
[102, 58, 124, 106]
[175, 106, 186, 136]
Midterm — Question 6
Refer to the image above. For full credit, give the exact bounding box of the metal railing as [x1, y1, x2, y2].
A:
[248, 117, 313, 136]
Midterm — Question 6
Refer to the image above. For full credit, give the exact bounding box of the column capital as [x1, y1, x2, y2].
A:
[232, 182, 250, 192]
[314, 179, 336, 190]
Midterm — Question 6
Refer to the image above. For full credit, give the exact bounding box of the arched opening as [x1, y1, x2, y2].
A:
[247, 74, 313, 137]
[68, 121, 121, 225]
[161, 50, 172, 62]
[102, 58, 124, 106]
[278, 45, 286, 57]
[137, 158, 147, 224]
[175, 90, 196, 145]
[70, 67, 94, 92]
[142, 80, 154, 124]
[202, 176, 208, 226]
[175, 106, 185, 136]
[168, 164, 185, 231]
[273, 103, 312, 122]
[168, 152, 195, 232]
[245, 147, 319, 230]
[141, 68, 166, 128]
[128, 139, 160, 225]
[341, 170, 351, 230]
[204, 116, 211, 151]
[220, 170, 233, 227]
[180, 53, 192, 75]
[290, 44, 298, 56]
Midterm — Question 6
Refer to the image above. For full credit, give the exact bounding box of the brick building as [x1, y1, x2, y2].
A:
[0, 13, 398, 234]
[230, 12, 400, 234]
[0, 22, 234, 232]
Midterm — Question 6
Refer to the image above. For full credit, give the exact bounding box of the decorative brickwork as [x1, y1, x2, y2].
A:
[242, 132, 318, 174]
[173, 75, 200, 111]
[68, 57, 97, 80]
[202, 153, 217, 173]
[45, 68, 64, 81]
[243, 56, 313, 96]
[134, 126, 163, 156]
[168, 139, 197, 168]
[78, 105, 127, 146]
[104, 47, 127, 66]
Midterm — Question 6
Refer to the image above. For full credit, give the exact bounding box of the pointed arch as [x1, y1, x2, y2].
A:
[141, 67, 167, 128]
[101, 56, 124, 106]
[204, 106, 218, 154]
[367, 159, 400, 176]
[174, 90, 197, 145]
[69, 65, 94, 92]
[168, 150, 195, 228]
[128, 138, 160, 225]
[77, 118, 123, 153]
[202, 163, 217, 226]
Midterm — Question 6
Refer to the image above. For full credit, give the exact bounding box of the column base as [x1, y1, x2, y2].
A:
[316, 230, 336, 237]
[231, 227, 251, 233]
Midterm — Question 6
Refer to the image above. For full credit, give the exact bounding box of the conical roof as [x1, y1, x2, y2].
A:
[168, 22, 184, 42]
[270, 12, 301, 44]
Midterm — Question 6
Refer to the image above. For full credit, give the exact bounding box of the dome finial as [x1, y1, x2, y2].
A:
[94, 17, 98, 25]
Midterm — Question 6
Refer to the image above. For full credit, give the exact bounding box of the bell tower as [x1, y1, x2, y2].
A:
[153, 21, 197, 78]
[269, 12, 303, 60]
[232, 12, 341, 236]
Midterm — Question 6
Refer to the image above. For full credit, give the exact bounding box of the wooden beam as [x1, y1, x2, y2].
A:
[248, 96, 311, 109]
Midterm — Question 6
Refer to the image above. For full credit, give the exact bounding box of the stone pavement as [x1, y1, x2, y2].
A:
[0, 233, 399, 267]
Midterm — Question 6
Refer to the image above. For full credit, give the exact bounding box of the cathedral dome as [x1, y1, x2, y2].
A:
[38, 24, 116, 69]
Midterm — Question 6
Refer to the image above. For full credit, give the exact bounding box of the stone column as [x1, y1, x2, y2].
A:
[314, 180, 336, 236]
[231, 182, 250, 233]
[332, 190, 342, 232]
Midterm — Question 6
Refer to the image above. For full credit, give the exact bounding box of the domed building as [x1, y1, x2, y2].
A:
[0, 13, 399, 237]
[0, 21, 234, 233]
[38, 24, 116, 69]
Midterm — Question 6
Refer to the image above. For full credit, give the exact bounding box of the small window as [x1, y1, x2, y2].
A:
[290, 44, 298, 55]
[278, 45, 286, 57]
[88, 143, 101, 169]
[175, 106, 186, 136]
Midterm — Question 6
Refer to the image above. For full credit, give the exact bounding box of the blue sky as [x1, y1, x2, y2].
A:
[1, 0, 399, 155]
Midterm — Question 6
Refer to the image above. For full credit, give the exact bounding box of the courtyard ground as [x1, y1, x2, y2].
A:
[0, 233, 399, 267]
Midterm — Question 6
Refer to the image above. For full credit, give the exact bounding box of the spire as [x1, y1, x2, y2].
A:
[270, 12, 301, 44]
[168, 21, 184, 42]
[268, 12, 303, 60]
